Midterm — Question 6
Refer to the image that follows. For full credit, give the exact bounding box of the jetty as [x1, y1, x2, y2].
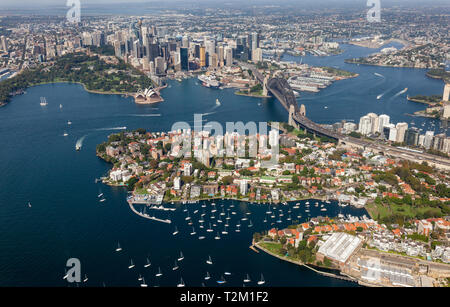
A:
[127, 200, 171, 224]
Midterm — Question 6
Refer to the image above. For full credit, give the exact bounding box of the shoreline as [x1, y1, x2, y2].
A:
[254, 241, 360, 284]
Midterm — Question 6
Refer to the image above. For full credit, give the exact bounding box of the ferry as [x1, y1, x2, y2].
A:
[40, 97, 48, 106]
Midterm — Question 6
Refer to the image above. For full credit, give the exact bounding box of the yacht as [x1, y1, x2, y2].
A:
[138, 274, 143, 281]
[172, 260, 179, 271]
[28, 202, 32, 208]
[204, 272, 211, 280]
[177, 277, 185, 288]
[140, 277, 148, 287]
[257, 273, 265, 285]
[63, 269, 68, 280]
[173, 226, 179, 236]
[115, 242, 122, 252]
[206, 256, 213, 265]
[216, 276, 226, 284]
[243, 274, 251, 283]
[206, 223, 213, 232]
[67, 120, 72, 125]
[128, 259, 135, 269]
[190, 227, 196, 236]
[178, 251, 184, 262]
[222, 226, 228, 235]
[144, 257, 151, 268]
[83, 274, 88, 282]
[155, 267, 163, 277]
[198, 236, 206, 240]
[215, 232, 221, 240]
[224, 272, 231, 276]
[63, 131, 68, 137]
[97, 193, 104, 198]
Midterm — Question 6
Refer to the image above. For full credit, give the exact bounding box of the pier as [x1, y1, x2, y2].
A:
[127, 200, 172, 224]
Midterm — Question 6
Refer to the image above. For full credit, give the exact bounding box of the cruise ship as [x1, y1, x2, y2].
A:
[198, 74, 220, 88]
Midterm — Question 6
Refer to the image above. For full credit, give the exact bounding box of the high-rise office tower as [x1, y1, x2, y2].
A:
[225, 46, 233, 66]
[199, 46, 206, 67]
[405, 128, 420, 146]
[180, 47, 189, 71]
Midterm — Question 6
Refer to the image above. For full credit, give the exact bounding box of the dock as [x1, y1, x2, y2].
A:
[127, 201, 171, 224]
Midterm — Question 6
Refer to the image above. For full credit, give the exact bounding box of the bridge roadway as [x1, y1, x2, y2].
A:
[241, 61, 450, 170]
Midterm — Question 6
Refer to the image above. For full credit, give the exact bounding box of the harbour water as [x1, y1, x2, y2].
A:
[0, 43, 445, 286]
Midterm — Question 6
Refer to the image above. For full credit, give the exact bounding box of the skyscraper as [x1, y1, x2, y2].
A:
[395, 122, 408, 143]
[180, 47, 189, 71]
[358, 116, 372, 135]
[225, 46, 233, 66]
[199, 46, 206, 67]
[405, 128, 420, 146]
[377, 114, 390, 133]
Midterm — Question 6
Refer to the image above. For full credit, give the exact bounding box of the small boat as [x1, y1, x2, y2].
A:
[178, 251, 184, 262]
[243, 274, 251, 283]
[177, 277, 185, 287]
[83, 274, 88, 282]
[144, 257, 151, 268]
[173, 226, 179, 235]
[248, 220, 253, 228]
[216, 276, 226, 284]
[128, 259, 135, 269]
[28, 202, 32, 208]
[198, 236, 205, 240]
[115, 242, 122, 252]
[40, 97, 48, 106]
[377, 94, 383, 100]
[59, 104, 63, 109]
[190, 227, 196, 236]
[257, 273, 265, 285]
[67, 120, 72, 125]
[222, 226, 228, 235]
[138, 274, 143, 281]
[206, 256, 213, 265]
[204, 272, 211, 280]
[140, 277, 148, 287]
[63, 269, 68, 280]
[155, 267, 163, 277]
[172, 260, 179, 271]
[215, 232, 221, 240]
[63, 131, 68, 137]
[99, 198, 106, 203]
[216, 99, 221, 106]
[97, 193, 104, 198]
[224, 272, 231, 276]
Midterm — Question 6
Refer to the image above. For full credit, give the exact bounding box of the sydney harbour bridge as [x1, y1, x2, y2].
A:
[240, 62, 450, 171]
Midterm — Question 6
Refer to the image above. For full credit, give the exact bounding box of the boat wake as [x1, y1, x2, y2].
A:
[374, 73, 384, 78]
[75, 135, 87, 150]
[201, 111, 218, 116]
[128, 114, 161, 117]
[95, 126, 127, 131]
[392, 88, 408, 99]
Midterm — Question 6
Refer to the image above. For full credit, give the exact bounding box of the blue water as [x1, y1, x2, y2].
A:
[283, 42, 448, 135]
[0, 43, 445, 286]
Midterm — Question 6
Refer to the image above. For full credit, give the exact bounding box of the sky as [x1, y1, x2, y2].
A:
[0, 0, 448, 10]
